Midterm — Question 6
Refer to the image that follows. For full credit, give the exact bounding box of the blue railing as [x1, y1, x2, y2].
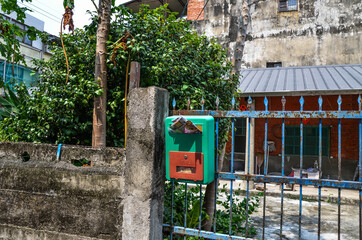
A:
[164, 95, 362, 240]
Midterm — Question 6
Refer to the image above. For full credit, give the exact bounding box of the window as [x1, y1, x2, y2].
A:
[235, 118, 246, 153]
[14, 21, 32, 46]
[24, 34, 32, 45]
[279, 0, 298, 12]
[285, 126, 329, 156]
[267, 62, 282, 68]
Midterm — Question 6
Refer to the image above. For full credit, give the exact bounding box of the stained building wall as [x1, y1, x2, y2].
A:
[190, 0, 362, 71]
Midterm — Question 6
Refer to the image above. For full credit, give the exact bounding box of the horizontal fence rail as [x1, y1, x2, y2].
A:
[218, 173, 362, 190]
[164, 95, 362, 240]
[171, 110, 362, 119]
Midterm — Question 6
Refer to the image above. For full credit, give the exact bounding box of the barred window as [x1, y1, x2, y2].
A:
[285, 126, 329, 156]
[279, 0, 298, 12]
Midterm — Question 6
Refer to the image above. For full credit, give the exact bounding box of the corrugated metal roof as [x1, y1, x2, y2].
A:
[239, 64, 362, 96]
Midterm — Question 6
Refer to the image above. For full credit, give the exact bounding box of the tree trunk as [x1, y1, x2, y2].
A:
[92, 0, 112, 148]
[202, 144, 226, 230]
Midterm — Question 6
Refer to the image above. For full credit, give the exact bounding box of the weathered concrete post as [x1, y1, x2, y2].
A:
[123, 87, 169, 240]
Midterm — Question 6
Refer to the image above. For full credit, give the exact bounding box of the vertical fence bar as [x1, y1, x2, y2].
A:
[280, 96, 286, 240]
[199, 184, 202, 236]
[299, 96, 304, 240]
[229, 180, 234, 236]
[213, 98, 219, 233]
[229, 119, 235, 236]
[171, 181, 174, 239]
[262, 97, 268, 240]
[337, 96, 342, 240]
[245, 97, 252, 238]
[229, 97, 235, 236]
[198, 97, 205, 239]
[359, 95, 362, 240]
[184, 183, 188, 240]
[171, 99, 176, 239]
[318, 96, 323, 240]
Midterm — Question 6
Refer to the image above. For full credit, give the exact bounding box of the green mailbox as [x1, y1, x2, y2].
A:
[165, 115, 215, 184]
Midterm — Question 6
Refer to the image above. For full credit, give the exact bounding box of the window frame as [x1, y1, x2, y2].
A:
[267, 62, 282, 68]
[285, 125, 330, 157]
[279, 0, 298, 12]
[235, 118, 247, 153]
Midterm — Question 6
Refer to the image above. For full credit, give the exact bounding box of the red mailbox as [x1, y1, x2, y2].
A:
[169, 151, 203, 181]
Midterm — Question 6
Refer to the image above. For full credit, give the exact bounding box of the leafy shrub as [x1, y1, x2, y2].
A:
[0, 4, 238, 147]
[0, 29, 101, 144]
[163, 181, 260, 239]
[216, 184, 261, 236]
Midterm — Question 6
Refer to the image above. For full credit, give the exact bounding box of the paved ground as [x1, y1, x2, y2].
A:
[217, 181, 361, 239]
[252, 195, 360, 240]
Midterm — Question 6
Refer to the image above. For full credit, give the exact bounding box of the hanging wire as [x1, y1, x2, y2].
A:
[193, 0, 210, 23]
[124, 53, 131, 147]
[180, 0, 190, 17]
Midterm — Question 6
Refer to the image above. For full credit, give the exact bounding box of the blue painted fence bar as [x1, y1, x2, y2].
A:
[298, 96, 304, 240]
[318, 95, 323, 240]
[280, 96, 286, 240]
[164, 95, 362, 240]
[262, 97, 268, 239]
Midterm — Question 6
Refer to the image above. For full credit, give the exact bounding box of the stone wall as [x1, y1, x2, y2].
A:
[0, 86, 169, 240]
[190, 0, 361, 71]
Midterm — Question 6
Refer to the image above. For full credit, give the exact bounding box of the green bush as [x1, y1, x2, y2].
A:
[0, 29, 100, 144]
[163, 181, 260, 239]
[0, 4, 238, 147]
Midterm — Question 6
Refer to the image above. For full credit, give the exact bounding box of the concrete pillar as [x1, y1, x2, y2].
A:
[122, 87, 169, 240]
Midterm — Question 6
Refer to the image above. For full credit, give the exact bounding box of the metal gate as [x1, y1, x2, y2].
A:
[163, 95, 362, 239]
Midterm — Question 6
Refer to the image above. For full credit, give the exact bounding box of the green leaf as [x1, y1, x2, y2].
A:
[182, 85, 188, 90]
[63, 0, 74, 9]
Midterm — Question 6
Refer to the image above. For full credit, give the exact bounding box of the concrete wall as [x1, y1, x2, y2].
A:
[190, 0, 361, 71]
[0, 143, 126, 240]
[0, 86, 169, 240]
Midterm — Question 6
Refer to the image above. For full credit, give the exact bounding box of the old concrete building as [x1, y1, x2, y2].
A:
[189, 0, 361, 71]
[0, 11, 52, 89]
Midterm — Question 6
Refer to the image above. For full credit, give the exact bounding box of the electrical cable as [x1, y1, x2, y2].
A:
[18, 2, 60, 23]
[24, 2, 61, 21]
[32, 0, 61, 18]
[60, 15, 70, 84]
[124, 53, 131, 148]
[194, 0, 210, 22]
[180, 0, 190, 18]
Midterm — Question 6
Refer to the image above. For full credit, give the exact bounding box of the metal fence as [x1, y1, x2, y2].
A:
[163, 95, 362, 240]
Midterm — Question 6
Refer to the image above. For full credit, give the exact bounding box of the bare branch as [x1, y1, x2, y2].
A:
[90, 0, 100, 13]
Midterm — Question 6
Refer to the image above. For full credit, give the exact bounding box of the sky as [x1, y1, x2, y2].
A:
[19, 0, 129, 36]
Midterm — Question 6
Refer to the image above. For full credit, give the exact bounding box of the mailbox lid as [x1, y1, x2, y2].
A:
[169, 151, 203, 181]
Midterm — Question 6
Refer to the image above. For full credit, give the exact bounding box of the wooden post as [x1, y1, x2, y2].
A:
[125, 62, 141, 147]
[129, 62, 140, 91]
